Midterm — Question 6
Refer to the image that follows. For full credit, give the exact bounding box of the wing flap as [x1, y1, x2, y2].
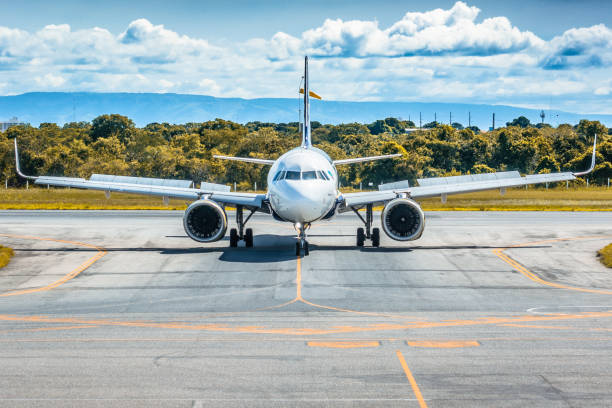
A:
[35, 177, 201, 199]
[34, 175, 262, 207]
[417, 171, 520, 187]
[408, 172, 575, 199]
[340, 171, 577, 207]
[89, 174, 194, 188]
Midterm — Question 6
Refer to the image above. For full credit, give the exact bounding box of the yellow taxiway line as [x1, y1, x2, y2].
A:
[493, 236, 612, 295]
[0, 234, 107, 297]
[396, 350, 428, 408]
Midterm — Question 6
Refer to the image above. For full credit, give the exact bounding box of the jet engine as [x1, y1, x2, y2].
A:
[381, 198, 425, 241]
[183, 199, 228, 242]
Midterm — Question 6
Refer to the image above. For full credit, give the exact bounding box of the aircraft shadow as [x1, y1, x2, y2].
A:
[12, 235, 548, 263]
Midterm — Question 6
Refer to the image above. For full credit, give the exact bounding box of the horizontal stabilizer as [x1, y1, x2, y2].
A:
[333, 153, 402, 166]
[213, 155, 275, 165]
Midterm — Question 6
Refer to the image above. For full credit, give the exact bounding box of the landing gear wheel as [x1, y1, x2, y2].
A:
[229, 228, 238, 247]
[295, 242, 301, 256]
[372, 227, 380, 247]
[357, 227, 365, 247]
[303, 241, 309, 256]
[245, 228, 253, 247]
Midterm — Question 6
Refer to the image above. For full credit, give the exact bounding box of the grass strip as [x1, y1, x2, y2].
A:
[1, 187, 611, 211]
[598, 244, 612, 268]
[0, 246, 14, 269]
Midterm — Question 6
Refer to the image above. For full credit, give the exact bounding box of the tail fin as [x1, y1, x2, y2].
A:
[302, 56, 312, 148]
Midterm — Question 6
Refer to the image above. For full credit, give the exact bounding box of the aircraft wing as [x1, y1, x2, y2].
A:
[340, 135, 597, 210]
[14, 139, 266, 209]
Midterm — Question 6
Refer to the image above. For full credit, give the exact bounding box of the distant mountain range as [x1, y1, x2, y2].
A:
[1, 92, 611, 130]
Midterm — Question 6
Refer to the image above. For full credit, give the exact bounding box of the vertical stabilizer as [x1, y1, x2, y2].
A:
[302, 56, 312, 148]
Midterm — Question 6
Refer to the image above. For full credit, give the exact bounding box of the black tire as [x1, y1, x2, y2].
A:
[372, 227, 380, 247]
[356, 227, 365, 247]
[229, 228, 238, 247]
[295, 242, 301, 256]
[245, 228, 253, 247]
[304, 241, 309, 256]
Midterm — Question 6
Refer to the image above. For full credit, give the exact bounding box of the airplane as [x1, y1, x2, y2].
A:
[14, 56, 597, 256]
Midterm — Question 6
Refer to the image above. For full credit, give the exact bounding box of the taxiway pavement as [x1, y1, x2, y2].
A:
[1, 210, 612, 407]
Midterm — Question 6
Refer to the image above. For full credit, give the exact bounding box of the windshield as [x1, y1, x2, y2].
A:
[302, 171, 317, 180]
[285, 171, 301, 180]
[274, 170, 331, 181]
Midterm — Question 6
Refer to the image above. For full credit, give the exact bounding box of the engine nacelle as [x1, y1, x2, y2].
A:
[381, 198, 425, 241]
[183, 199, 227, 242]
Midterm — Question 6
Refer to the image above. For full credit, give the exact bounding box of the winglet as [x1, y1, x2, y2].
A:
[573, 134, 597, 176]
[13, 138, 37, 180]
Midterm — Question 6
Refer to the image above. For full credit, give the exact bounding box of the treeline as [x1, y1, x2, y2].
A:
[1, 115, 611, 190]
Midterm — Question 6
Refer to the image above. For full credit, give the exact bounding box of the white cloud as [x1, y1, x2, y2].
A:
[0, 2, 610, 114]
[34, 73, 66, 87]
[266, 2, 544, 58]
[541, 24, 612, 69]
[198, 79, 220, 93]
[594, 85, 611, 96]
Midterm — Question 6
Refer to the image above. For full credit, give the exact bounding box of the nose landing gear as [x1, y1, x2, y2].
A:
[352, 203, 380, 247]
[229, 205, 256, 248]
[295, 222, 310, 256]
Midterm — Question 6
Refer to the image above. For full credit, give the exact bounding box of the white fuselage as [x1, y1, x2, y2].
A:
[267, 146, 338, 223]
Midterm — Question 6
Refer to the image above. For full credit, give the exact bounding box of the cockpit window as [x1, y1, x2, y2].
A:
[277, 170, 331, 181]
[302, 171, 317, 180]
[285, 171, 301, 180]
[273, 171, 286, 181]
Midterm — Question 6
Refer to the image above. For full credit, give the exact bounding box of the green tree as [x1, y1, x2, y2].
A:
[90, 114, 135, 143]
[506, 116, 531, 128]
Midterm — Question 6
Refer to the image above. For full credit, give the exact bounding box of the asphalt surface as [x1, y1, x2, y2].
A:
[1, 210, 612, 407]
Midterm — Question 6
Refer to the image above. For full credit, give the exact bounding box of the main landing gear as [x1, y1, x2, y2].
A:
[352, 203, 380, 247]
[295, 222, 310, 256]
[229, 205, 256, 248]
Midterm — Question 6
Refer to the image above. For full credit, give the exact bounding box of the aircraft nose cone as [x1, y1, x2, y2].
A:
[272, 181, 335, 223]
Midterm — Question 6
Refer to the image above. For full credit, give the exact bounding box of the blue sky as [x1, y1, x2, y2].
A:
[1, 0, 611, 113]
